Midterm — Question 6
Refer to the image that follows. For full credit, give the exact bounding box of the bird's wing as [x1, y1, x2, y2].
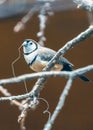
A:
[38, 47, 56, 62]
[59, 57, 74, 71]
[38, 47, 73, 71]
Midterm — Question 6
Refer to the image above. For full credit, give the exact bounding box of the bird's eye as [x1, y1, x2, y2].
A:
[29, 42, 33, 45]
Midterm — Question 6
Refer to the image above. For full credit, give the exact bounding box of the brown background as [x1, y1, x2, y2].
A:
[0, 4, 93, 130]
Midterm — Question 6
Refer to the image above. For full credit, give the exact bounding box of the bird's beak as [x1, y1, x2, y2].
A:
[22, 41, 27, 47]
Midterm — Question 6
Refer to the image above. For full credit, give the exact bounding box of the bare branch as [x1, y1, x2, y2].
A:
[0, 65, 93, 86]
[44, 78, 73, 130]
[13, 1, 54, 33]
[0, 92, 32, 101]
[28, 25, 93, 99]
[0, 86, 22, 107]
[45, 25, 93, 71]
[0, 71, 69, 86]
[73, 0, 93, 12]
[37, 2, 54, 46]
[13, 2, 42, 32]
[0, 1, 93, 130]
[0, 26, 93, 102]
[0, 65, 93, 101]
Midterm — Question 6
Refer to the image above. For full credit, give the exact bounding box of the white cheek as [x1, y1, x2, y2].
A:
[31, 45, 36, 51]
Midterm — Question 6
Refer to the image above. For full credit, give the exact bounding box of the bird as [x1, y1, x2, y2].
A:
[22, 39, 90, 82]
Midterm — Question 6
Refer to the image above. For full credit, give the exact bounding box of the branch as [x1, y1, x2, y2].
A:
[0, 25, 93, 101]
[73, 0, 93, 12]
[0, 86, 22, 107]
[45, 25, 93, 70]
[0, 65, 93, 101]
[0, 71, 69, 86]
[27, 25, 93, 99]
[13, 2, 43, 32]
[0, 26, 93, 101]
[37, 2, 53, 46]
[44, 78, 73, 130]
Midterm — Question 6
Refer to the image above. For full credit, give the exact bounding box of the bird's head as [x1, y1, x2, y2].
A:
[22, 39, 38, 55]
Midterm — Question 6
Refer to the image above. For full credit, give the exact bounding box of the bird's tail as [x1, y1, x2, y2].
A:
[79, 75, 90, 82]
[61, 62, 90, 82]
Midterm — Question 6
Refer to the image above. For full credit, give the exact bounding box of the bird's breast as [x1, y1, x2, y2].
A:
[30, 60, 48, 72]
[30, 60, 63, 72]
[24, 52, 63, 72]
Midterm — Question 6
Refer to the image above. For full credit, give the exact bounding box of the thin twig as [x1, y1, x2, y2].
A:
[0, 71, 69, 85]
[0, 86, 22, 107]
[0, 65, 93, 86]
[0, 65, 93, 101]
[13, 2, 43, 32]
[37, 2, 54, 46]
[44, 78, 73, 130]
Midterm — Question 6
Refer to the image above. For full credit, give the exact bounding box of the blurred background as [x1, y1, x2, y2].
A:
[0, 0, 93, 130]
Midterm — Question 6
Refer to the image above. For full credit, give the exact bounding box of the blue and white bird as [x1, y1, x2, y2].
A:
[22, 39, 89, 82]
